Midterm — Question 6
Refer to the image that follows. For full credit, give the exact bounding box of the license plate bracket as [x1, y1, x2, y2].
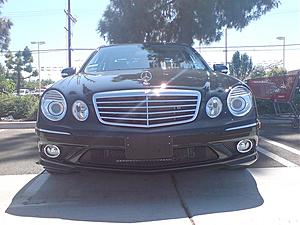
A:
[125, 135, 173, 159]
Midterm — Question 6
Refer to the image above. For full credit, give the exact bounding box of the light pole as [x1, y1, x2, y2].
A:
[276, 36, 285, 70]
[225, 27, 228, 66]
[31, 41, 45, 95]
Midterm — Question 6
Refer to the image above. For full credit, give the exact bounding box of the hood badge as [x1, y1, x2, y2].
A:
[140, 71, 152, 85]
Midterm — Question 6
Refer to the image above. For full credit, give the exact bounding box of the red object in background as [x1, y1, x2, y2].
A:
[247, 74, 299, 102]
[247, 74, 300, 129]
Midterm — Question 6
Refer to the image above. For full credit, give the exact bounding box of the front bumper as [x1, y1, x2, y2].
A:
[36, 121, 259, 172]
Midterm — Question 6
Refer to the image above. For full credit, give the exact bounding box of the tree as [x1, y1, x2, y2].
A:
[266, 66, 287, 77]
[249, 65, 287, 79]
[0, 63, 15, 93]
[229, 51, 253, 80]
[250, 65, 267, 79]
[0, 75, 15, 93]
[0, 0, 13, 50]
[5, 46, 38, 94]
[23, 78, 55, 90]
[98, 0, 280, 45]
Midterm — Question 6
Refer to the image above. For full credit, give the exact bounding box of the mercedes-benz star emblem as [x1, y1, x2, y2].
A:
[140, 71, 152, 85]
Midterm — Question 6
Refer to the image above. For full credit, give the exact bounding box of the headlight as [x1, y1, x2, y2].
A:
[41, 90, 67, 121]
[72, 100, 89, 121]
[206, 97, 222, 118]
[227, 86, 253, 117]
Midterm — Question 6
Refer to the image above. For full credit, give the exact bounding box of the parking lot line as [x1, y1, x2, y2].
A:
[257, 146, 298, 167]
[261, 137, 300, 156]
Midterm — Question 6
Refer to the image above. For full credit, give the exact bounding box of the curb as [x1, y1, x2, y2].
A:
[260, 118, 299, 129]
[0, 121, 36, 129]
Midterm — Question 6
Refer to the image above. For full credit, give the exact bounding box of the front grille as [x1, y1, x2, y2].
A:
[93, 89, 201, 128]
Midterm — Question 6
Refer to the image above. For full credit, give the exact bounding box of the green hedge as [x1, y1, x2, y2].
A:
[0, 94, 39, 120]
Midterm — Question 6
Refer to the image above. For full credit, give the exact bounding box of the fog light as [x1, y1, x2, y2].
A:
[43, 145, 61, 158]
[236, 139, 253, 153]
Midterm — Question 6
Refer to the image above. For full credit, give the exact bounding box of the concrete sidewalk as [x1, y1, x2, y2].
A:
[1, 168, 300, 225]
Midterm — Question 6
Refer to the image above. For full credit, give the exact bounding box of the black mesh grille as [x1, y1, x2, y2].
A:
[79, 146, 218, 169]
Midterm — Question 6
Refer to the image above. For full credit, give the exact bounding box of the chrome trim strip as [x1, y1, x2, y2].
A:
[36, 128, 71, 135]
[225, 123, 257, 131]
[94, 89, 200, 97]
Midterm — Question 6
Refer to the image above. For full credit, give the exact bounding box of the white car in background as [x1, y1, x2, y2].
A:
[31, 89, 47, 96]
[13, 89, 31, 96]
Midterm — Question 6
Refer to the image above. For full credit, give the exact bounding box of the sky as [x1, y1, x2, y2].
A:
[1, 0, 300, 81]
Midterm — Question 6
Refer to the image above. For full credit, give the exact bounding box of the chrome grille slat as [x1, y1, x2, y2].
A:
[97, 99, 197, 104]
[147, 104, 197, 108]
[93, 89, 201, 128]
[101, 116, 147, 121]
[98, 106, 147, 109]
[100, 111, 148, 115]
[98, 104, 197, 109]
[97, 100, 145, 104]
[148, 114, 195, 121]
[148, 99, 197, 102]
[102, 114, 194, 121]
[99, 109, 195, 116]
[149, 109, 195, 115]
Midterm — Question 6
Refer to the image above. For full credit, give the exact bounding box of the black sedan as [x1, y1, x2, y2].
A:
[36, 43, 259, 173]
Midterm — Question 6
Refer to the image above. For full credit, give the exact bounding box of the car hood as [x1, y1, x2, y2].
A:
[51, 68, 241, 98]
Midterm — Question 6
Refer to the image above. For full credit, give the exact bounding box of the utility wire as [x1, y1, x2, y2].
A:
[196, 43, 300, 49]
[1, 42, 300, 56]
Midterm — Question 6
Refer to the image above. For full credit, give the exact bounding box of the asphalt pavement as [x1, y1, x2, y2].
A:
[0, 129, 42, 175]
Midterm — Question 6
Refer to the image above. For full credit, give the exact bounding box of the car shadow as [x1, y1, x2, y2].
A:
[172, 168, 264, 216]
[6, 168, 263, 223]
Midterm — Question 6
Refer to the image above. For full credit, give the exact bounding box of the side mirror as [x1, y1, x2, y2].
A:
[61, 67, 76, 78]
[213, 64, 228, 74]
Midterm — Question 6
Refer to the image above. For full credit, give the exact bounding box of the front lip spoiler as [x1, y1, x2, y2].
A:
[39, 152, 258, 173]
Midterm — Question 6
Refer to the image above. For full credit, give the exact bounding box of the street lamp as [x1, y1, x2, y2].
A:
[276, 36, 285, 70]
[31, 41, 46, 96]
[225, 27, 228, 66]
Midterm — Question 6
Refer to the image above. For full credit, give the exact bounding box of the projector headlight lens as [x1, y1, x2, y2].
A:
[206, 97, 223, 118]
[72, 100, 89, 121]
[41, 90, 67, 121]
[227, 86, 253, 117]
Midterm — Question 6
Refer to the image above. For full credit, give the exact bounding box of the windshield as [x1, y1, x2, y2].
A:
[83, 44, 207, 73]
